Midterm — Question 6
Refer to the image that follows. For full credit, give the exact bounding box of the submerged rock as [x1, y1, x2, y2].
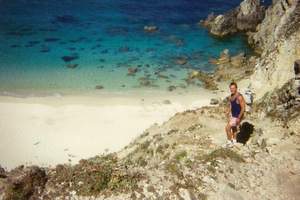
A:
[127, 67, 138, 76]
[40, 45, 50, 53]
[66, 63, 78, 69]
[165, 35, 185, 46]
[139, 77, 152, 87]
[118, 46, 130, 53]
[95, 85, 104, 89]
[54, 15, 79, 24]
[168, 85, 176, 91]
[44, 37, 60, 42]
[61, 54, 79, 62]
[174, 56, 188, 65]
[144, 25, 159, 33]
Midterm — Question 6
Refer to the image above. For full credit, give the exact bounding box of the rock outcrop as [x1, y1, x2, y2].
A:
[200, 0, 265, 37]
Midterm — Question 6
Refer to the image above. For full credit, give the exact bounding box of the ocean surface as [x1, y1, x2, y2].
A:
[0, 0, 270, 96]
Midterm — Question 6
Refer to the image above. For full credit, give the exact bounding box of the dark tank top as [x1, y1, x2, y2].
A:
[231, 93, 241, 118]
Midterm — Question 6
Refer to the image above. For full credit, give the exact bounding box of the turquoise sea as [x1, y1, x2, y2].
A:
[0, 0, 270, 96]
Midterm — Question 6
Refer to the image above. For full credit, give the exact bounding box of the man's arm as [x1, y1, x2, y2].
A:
[226, 97, 231, 120]
[238, 95, 245, 120]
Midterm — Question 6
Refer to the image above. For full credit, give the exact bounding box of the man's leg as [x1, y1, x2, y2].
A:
[225, 123, 233, 140]
[232, 126, 237, 143]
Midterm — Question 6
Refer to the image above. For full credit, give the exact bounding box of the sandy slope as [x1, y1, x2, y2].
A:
[0, 89, 222, 169]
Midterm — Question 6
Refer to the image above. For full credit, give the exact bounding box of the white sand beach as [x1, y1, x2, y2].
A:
[0, 89, 224, 170]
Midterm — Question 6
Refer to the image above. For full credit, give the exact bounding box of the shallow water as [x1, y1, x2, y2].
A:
[0, 0, 266, 96]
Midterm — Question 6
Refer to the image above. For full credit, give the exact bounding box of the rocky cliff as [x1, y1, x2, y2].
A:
[201, 0, 265, 37]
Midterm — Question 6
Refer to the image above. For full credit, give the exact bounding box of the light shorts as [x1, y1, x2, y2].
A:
[229, 117, 238, 127]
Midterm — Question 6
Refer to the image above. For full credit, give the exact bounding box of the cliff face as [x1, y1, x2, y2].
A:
[245, 0, 300, 99]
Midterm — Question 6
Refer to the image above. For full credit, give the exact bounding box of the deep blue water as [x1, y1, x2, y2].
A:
[0, 0, 266, 95]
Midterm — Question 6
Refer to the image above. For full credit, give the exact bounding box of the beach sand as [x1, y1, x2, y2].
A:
[0, 88, 224, 169]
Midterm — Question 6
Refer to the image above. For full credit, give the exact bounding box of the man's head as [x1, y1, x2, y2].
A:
[229, 82, 238, 95]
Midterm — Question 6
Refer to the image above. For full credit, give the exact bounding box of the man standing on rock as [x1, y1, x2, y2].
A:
[224, 82, 245, 147]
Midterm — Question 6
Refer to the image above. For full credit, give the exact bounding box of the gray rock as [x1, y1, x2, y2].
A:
[168, 85, 176, 91]
[210, 98, 219, 105]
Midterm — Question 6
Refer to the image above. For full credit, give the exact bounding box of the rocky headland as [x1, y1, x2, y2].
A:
[1, 0, 300, 199]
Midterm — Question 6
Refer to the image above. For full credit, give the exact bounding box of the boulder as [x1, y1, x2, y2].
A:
[209, 100, 220, 107]
[211, 10, 238, 37]
[3, 166, 47, 200]
[210, 98, 220, 105]
[230, 52, 246, 67]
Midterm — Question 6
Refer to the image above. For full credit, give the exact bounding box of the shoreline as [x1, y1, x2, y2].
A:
[0, 87, 224, 170]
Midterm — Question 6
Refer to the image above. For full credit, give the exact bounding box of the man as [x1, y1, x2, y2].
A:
[224, 82, 245, 147]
